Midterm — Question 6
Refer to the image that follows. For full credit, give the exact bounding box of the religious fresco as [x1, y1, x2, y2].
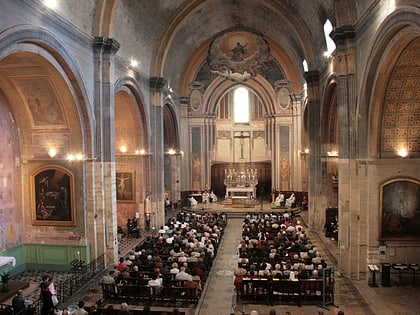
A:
[14, 77, 66, 126]
[207, 31, 273, 81]
[381, 179, 420, 239]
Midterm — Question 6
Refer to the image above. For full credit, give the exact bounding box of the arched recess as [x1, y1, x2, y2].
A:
[163, 104, 181, 206]
[321, 79, 339, 208]
[114, 81, 149, 229]
[203, 73, 294, 198]
[358, 9, 420, 159]
[379, 37, 420, 159]
[0, 41, 92, 248]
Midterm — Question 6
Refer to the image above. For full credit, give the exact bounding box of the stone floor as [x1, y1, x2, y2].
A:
[5, 202, 420, 315]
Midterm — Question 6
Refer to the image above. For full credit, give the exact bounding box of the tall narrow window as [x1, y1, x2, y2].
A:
[323, 19, 336, 57]
[233, 87, 250, 124]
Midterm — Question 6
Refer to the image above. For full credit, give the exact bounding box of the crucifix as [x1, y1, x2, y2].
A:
[234, 131, 250, 162]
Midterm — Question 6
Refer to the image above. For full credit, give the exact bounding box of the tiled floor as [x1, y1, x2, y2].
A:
[5, 203, 420, 315]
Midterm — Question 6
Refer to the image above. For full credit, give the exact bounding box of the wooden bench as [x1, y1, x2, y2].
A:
[239, 278, 271, 305]
[271, 279, 301, 306]
[236, 278, 324, 307]
[101, 283, 199, 306]
[96, 306, 186, 315]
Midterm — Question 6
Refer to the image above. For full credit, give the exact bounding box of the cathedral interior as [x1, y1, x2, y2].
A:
[0, 1, 420, 313]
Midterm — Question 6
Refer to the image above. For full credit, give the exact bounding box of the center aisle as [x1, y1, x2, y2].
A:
[194, 216, 244, 315]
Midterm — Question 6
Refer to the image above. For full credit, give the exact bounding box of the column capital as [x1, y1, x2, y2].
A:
[179, 96, 190, 107]
[92, 37, 120, 54]
[331, 25, 355, 48]
[149, 77, 167, 92]
[303, 71, 320, 86]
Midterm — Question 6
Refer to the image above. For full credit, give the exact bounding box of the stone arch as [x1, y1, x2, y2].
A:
[92, 0, 121, 38]
[163, 103, 180, 151]
[151, 0, 319, 82]
[321, 78, 339, 153]
[114, 77, 149, 152]
[358, 9, 420, 159]
[0, 26, 94, 156]
[0, 26, 94, 246]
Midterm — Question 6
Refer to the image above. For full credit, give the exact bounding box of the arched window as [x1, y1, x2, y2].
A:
[233, 87, 250, 124]
[323, 19, 336, 57]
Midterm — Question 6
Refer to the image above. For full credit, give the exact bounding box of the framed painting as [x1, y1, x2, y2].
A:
[380, 179, 420, 239]
[32, 166, 75, 226]
[116, 171, 135, 202]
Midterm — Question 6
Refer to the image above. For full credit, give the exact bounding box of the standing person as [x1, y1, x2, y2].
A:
[48, 276, 58, 306]
[202, 190, 209, 210]
[40, 275, 54, 315]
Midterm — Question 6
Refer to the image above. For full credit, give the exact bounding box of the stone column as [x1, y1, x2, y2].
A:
[179, 97, 191, 194]
[304, 71, 325, 230]
[149, 77, 166, 229]
[91, 37, 120, 266]
[332, 25, 365, 279]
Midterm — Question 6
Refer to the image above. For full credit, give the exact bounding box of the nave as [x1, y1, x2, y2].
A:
[4, 205, 420, 315]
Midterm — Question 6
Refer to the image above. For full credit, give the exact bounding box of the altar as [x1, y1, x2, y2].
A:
[223, 168, 258, 202]
[225, 186, 256, 199]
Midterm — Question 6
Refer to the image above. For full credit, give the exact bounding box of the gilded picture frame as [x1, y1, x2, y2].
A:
[380, 179, 420, 239]
[116, 171, 135, 202]
[32, 166, 76, 226]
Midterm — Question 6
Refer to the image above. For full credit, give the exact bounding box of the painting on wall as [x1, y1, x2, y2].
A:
[32, 167, 75, 226]
[116, 172, 135, 202]
[381, 179, 420, 239]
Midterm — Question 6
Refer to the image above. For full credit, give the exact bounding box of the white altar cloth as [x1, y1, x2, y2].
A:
[0, 256, 16, 268]
[225, 186, 256, 199]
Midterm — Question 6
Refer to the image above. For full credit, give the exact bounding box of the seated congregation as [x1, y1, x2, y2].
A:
[234, 213, 332, 306]
[101, 211, 227, 307]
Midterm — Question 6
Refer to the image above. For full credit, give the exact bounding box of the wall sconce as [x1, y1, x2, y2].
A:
[67, 153, 86, 161]
[397, 148, 408, 158]
[48, 148, 57, 158]
[165, 149, 184, 157]
[327, 150, 339, 157]
[299, 148, 309, 155]
[299, 148, 309, 159]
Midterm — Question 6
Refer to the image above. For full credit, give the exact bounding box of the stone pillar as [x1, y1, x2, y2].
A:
[332, 25, 365, 279]
[179, 97, 191, 194]
[304, 71, 325, 230]
[91, 37, 120, 267]
[149, 77, 166, 229]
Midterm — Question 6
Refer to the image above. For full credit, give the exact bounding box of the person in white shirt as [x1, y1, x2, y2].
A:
[175, 267, 193, 281]
[148, 274, 163, 294]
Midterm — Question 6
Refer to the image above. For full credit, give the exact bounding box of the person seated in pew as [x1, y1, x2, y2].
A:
[129, 265, 140, 279]
[147, 273, 163, 295]
[101, 270, 116, 285]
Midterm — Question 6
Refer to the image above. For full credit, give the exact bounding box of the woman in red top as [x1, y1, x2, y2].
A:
[117, 257, 126, 272]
